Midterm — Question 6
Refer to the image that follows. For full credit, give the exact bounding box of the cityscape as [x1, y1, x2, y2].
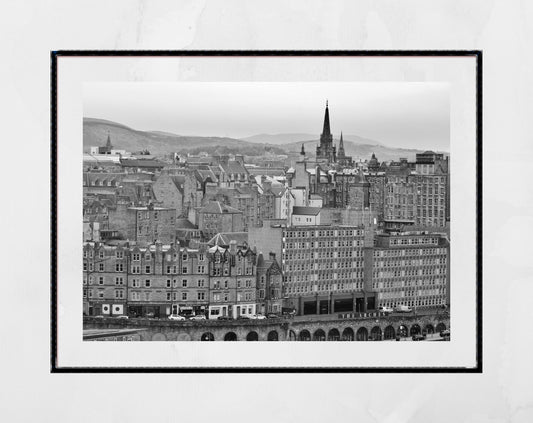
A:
[83, 100, 450, 342]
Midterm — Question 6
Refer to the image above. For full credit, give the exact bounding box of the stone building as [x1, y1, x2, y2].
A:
[249, 221, 374, 316]
[364, 231, 450, 310]
[83, 241, 209, 318]
[207, 242, 257, 319]
[107, 203, 176, 243]
[256, 252, 283, 315]
[197, 201, 244, 239]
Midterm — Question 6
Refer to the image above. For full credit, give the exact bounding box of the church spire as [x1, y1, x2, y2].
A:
[338, 132, 345, 157]
[321, 100, 331, 137]
[300, 143, 305, 156]
[105, 131, 113, 150]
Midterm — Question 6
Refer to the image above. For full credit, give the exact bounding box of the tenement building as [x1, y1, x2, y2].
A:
[248, 221, 376, 316]
[83, 241, 210, 317]
[364, 231, 450, 310]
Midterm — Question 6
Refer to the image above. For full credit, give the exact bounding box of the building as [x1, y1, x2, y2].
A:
[83, 241, 209, 317]
[291, 206, 321, 226]
[256, 252, 283, 315]
[409, 151, 449, 227]
[364, 231, 449, 310]
[249, 221, 374, 316]
[207, 242, 257, 319]
[107, 203, 177, 243]
[197, 201, 244, 239]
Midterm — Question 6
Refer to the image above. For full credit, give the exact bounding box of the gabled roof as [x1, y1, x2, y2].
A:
[208, 232, 248, 247]
[198, 201, 243, 215]
[292, 206, 321, 216]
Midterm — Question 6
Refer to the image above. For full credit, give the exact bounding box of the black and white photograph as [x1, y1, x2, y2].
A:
[81, 82, 453, 344]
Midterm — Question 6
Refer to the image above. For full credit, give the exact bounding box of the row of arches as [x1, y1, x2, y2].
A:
[296, 323, 446, 341]
[193, 322, 447, 341]
[200, 330, 280, 341]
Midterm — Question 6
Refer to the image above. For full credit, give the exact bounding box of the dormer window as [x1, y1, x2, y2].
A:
[182, 254, 188, 262]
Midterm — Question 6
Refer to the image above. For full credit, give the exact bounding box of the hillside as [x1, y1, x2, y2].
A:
[284, 139, 429, 162]
[84, 117, 444, 162]
[241, 133, 383, 146]
[83, 118, 286, 157]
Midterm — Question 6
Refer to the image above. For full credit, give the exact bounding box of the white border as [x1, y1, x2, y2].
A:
[56, 55, 477, 368]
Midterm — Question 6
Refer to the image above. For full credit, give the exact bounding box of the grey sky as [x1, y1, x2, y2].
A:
[83, 82, 449, 151]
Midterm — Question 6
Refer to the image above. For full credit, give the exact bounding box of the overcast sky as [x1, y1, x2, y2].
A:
[83, 82, 449, 151]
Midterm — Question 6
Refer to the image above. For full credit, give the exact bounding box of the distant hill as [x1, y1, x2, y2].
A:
[284, 139, 430, 162]
[84, 117, 445, 162]
[241, 133, 384, 146]
[83, 118, 286, 157]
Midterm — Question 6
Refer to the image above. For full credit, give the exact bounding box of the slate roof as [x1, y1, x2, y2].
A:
[292, 206, 322, 216]
[198, 201, 243, 215]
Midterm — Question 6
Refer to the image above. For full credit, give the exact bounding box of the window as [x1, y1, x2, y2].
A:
[166, 279, 171, 288]
[99, 251, 104, 259]
[145, 279, 151, 288]
[182, 254, 188, 261]
[144, 292, 151, 301]
[145, 253, 151, 261]
[83, 262, 87, 271]
[115, 277, 123, 285]
[199, 254, 204, 261]
[132, 279, 140, 288]
[132, 253, 140, 261]
[197, 292, 205, 301]
[198, 279, 205, 288]
[99, 263, 104, 271]
[166, 292, 171, 301]
[98, 276, 104, 285]
[145, 265, 151, 274]
[182, 292, 188, 301]
[116, 251, 123, 259]
[131, 265, 140, 274]
[83, 250, 87, 258]
[98, 291, 104, 298]
[115, 263, 123, 272]
[166, 266, 172, 274]
[115, 290, 124, 299]
[224, 280, 228, 289]
[182, 266, 188, 274]
[198, 265, 205, 273]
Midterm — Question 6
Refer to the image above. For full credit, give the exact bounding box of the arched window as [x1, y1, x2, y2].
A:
[246, 331, 259, 341]
[341, 327, 354, 341]
[327, 329, 340, 341]
[224, 332, 237, 341]
[356, 327, 368, 341]
[313, 329, 326, 341]
[200, 332, 214, 341]
[299, 330, 311, 341]
[267, 331, 278, 341]
[370, 326, 382, 341]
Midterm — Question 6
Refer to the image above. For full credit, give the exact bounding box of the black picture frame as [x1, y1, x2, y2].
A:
[51, 50, 482, 373]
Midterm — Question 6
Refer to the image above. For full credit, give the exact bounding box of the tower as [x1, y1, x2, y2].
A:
[316, 101, 336, 164]
[338, 132, 345, 157]
[336, 132, 353, 167]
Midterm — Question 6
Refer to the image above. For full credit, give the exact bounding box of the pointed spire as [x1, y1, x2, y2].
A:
[338, 132, 345, 157]
[300, 143, 305, 156]
[321, 101, 331, 137]
[105, 131, 113, 149]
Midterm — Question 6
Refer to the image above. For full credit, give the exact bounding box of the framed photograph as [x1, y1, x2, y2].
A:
[52, 50, 481, 372]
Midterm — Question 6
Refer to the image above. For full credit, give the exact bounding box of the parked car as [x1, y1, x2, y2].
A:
[217, 315, 233, 321]
[412, 334, 426, 341]
[145, 312, 155, 318]
[190, 315, 206, 321]
[267, 313, 280, 319]
[250, 314, 267, 320]
[394, 305, 412, 313]
[168, 314, 186, 321]
[282, 307, 296, 316]
[116, 315, 129, 319]
[236, 315, 250, 320]
[94, 315, 104, 319]
[378, 306, 394, 313]
[440, 329, 450, 338]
